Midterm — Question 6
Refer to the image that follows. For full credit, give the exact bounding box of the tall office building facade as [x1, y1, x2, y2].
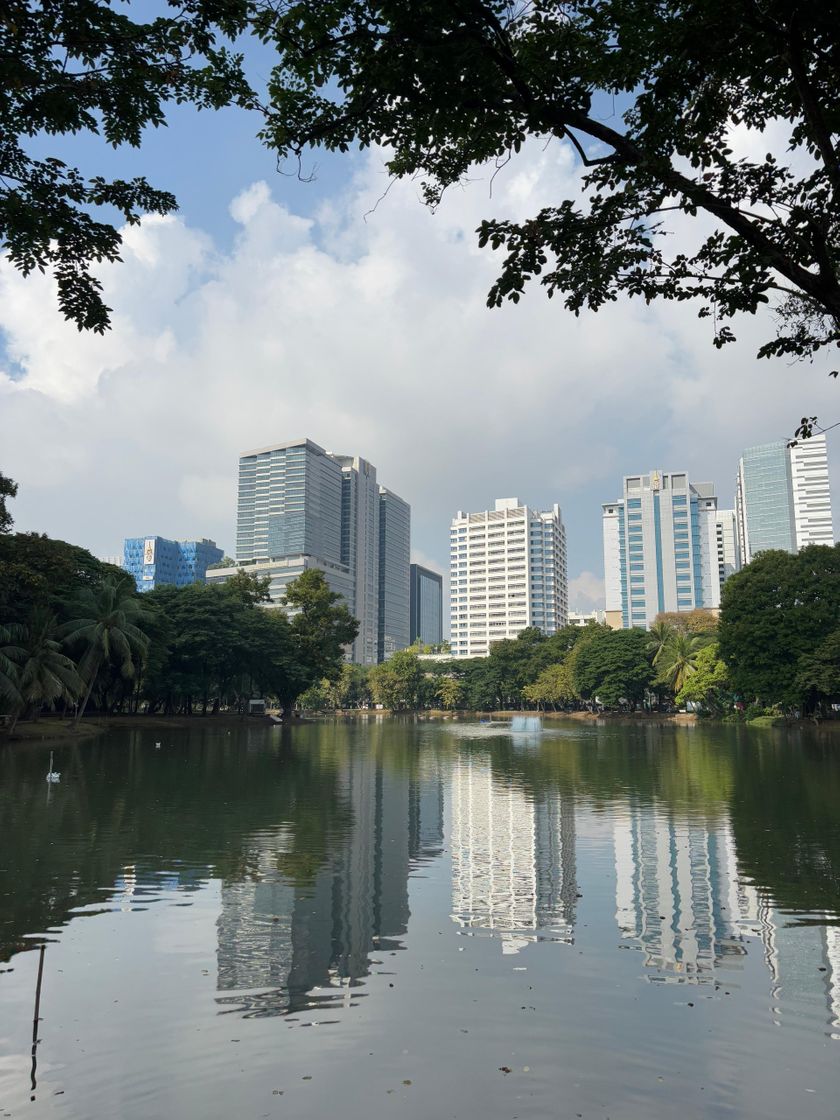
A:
[334, 455, 380, 664]
[123, 536, 223, 592]
[602, 471, 735, 630]
[207, 438, 410, 663]
[410, 563, 444, 646]
[378, 487, 411, 661]
[736, 434, 833, 564]
[449, 498, 568, 659]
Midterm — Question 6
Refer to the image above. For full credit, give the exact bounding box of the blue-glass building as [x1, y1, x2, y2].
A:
[123, 536, 224, 592]
[409, 563, 443, 646]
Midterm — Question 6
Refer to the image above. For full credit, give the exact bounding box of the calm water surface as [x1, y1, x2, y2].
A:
[1, 719, 839, 1119]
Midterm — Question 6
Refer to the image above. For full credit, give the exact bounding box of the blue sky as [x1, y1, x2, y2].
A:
[2, 40, 839, 613]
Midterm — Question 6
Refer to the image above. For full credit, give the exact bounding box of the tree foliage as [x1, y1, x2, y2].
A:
[719, 545, 840, 708]
[8, 1, 840, 366]
[655, 630, 710, 694]
[0, 531, 121, 625]
[0, 473, 17, 534]
[2, 608, 83, 729]
[369, 648, 424, 710]
[675, 642, 730, 714]
[62, 572, 154, 722]
[1, 0, 253, 332]
[255, 0, 840, 362]
[572, 627, 653, 708]
[523, 661, 577, 708]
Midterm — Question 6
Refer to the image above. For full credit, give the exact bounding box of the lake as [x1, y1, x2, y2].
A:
[1, 718, 839, 1119]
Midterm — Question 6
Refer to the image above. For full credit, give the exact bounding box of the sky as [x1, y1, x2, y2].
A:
[2, 83, 839, 615]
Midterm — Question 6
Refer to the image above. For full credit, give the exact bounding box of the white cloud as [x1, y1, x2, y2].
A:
[568, 571, 605, 613]
[1, 141, 838, 604]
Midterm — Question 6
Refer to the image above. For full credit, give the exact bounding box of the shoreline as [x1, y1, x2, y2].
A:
[0, 711, 282, 745]
[4, 709, 838, 746]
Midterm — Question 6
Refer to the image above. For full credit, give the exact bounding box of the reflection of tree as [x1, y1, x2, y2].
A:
[727, 734, 840, 915]
[484, 726, 735, 815]
[0, 727, 350, 962]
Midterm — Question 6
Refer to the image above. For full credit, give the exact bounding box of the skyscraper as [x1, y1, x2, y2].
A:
[333, 455, 380, 664]
[602, 470, 735, 629]
[236, 438, 343, 564]
[449, 498, 568, 658]
[736, 434, 833, 564]
[378, 487, 411, 661]
[123, 536, 223, 592]
[208, 437, 410, 662]
[409, 563, 443, 646]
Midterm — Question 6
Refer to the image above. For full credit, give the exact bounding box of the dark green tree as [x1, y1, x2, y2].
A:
[572, 627, 653, 708]
[0, 473, 17, 533]
[142, 583, 252, 714]
[795, 629, 840, 715]
[0, 532, 119, 624]
[2, 608, 83, 731]
[62, 573, 153, 723]
[718, 545, 840, 709]
[280, 570, 359, 714]
[1, 0, 253, 332]
[255, 0, 840, 363]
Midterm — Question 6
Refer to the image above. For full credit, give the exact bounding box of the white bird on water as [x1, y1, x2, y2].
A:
[45, 751, 60, 783]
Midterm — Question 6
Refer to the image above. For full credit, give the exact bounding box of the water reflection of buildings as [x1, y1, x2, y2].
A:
[613, 808, 749, 982]
[450, 753, 577, 953]
[613, 804, 840, 1037]
[215, 752, 444, 1017]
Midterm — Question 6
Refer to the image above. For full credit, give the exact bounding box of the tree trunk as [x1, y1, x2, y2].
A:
[74, 667, 99, 728]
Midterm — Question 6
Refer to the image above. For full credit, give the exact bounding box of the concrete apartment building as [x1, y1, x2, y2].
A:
[207, 438, 410, 664]
[736, 434, 834, 564]
[449, 498, 568, 659]
[602, 470, 738, 629]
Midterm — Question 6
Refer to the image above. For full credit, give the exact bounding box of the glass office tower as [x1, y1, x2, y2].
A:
[378, 488, 411, 661]
[409, 563, 443, 646]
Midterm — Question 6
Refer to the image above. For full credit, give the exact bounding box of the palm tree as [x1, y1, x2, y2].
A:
[0, 623, 23, 712]
[61, 574, 152, 725]
[646, 620, 676, 667]
[3, 610, 83, 732]
[657, 631, 707, 696]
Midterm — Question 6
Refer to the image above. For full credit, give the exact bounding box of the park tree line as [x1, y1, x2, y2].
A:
[0, 518, 357, 731]
[303, 546, 840, 721]
[3, 461, 840, 728]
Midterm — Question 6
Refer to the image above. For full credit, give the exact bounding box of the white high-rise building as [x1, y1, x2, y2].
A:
[602, 470, 736, 630]
[715, 509, 740, 587]
[449, 497, 568, 658]
[791, 435, 834, 548]
[735, 434, 833, 564]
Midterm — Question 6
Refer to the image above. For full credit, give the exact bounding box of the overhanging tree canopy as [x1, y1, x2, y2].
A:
[0, 0, 252, 332]
[4, 0, 839, 371]
[254, 0, 840, 365]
